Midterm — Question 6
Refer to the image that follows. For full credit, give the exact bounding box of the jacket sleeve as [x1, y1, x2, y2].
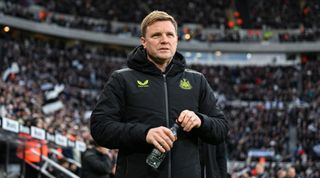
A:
[90, 71, 151, 151]
[200, 142, 228, 178]
[194, 74, 229, 144]
[216, 142, 228, 178]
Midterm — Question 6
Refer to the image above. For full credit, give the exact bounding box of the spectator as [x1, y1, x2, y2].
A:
[255, 163, 269, 178]
[277, 168, 287, 178]
[286, 166, 299, 178]
[81, 141, 113, 178]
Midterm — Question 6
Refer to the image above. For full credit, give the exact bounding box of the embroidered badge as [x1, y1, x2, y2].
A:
[179, 78, 192, 90]
[137, 80, 149, 87]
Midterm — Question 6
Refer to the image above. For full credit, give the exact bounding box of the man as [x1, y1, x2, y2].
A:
[286, 166, 300, 178]
[255, 163, 269, 178]
[276, 168, 287, 178]
[90, 10, 229, 178]
[81, 141, 113, 178]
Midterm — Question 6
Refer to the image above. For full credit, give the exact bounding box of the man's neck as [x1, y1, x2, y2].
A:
[147, 57, 172, 73]
[154, 62, 169, 72]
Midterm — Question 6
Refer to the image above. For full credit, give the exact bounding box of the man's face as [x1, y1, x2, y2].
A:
[141, 20, 178, 65]
[287, 168, 296, 178]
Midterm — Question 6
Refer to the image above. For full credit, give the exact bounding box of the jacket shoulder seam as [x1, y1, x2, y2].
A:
[184, 69, 202, 76]
[115, 68, 134, 74]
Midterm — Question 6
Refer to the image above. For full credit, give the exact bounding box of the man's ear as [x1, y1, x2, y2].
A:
[140, 37, 146, 48]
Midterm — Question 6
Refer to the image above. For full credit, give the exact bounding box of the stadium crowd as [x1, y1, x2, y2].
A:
[0, 34, 126, 139]
[2, 0, 320, 43]
[1, 0, 320, 177]
[3, 0, 228, 28]
[190, 64, 299, 101]
[248, 0, 320, 29]
[1, 30, 319, 177]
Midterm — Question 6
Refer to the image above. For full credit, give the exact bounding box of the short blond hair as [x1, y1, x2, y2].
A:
[140, 10, 178, 37]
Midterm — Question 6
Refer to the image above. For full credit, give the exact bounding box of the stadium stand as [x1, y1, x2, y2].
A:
[1, 0, 320, 43]
[0, 0, 320, 177]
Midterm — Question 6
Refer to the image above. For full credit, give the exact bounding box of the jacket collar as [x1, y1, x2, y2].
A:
[127, 45, 186, 76]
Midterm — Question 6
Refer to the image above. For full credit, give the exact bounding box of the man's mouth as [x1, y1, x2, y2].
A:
[159, 48, 169, 51]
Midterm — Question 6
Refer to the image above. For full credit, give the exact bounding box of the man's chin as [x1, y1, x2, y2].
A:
[149, 55, 172, 65]
[152, 58, 167, 65]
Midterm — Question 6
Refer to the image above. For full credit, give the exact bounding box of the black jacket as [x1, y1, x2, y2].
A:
[90, 46, 229, 178]
[81, 148, 113, 178]
[200, 142, 228, 178]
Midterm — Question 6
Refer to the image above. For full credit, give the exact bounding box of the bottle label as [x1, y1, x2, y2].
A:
[146, 149, 166, 169]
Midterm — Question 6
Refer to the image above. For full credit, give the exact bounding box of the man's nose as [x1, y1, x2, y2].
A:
[160, 35, 169, 43]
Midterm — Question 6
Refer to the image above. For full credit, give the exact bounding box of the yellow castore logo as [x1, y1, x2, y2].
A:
[137, 80, 149, 87]
[179, 79, 192, 90]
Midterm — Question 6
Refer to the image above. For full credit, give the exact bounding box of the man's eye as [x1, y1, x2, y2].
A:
[152, 34, 161, 38]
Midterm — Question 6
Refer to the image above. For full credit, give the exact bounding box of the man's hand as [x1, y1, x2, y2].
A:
[177, 110, 201, 132]
[146, 126, 177, 153]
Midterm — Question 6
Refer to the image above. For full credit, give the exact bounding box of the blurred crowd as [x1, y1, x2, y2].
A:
[2, 0, 320, 43]
[190, 65, 300, 101]
[3, 0, 228, 28]
[0, 34, 127, 141]
[1, 30, 319, 177]
[1, 0, 320, 177]
[248, 0, 320, 29]
[248, 0, 301, 29]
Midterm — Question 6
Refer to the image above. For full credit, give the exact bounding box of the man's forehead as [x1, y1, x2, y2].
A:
[146, 21, 176, 33]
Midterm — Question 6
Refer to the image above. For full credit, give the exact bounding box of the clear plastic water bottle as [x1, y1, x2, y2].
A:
[146, 123, 179, 169]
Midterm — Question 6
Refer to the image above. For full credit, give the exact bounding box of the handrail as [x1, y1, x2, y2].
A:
[25, 160, 55, 178]
[49, 148, 82, 168]
[31, 149, 80, 178]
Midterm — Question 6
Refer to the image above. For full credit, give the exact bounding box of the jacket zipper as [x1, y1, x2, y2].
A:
[163, 64, 174, 178]
[162, 73, 171, 178]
